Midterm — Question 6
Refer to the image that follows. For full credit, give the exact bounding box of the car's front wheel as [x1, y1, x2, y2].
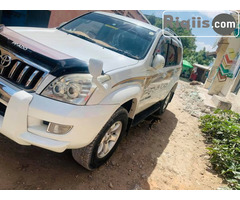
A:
[72, 107, 128, 170]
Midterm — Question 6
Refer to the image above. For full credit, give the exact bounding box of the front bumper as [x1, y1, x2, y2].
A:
[0, 78, 119, 152]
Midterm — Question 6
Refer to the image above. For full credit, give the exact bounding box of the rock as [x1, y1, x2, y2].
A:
[88, 174, 93, 179]
[110, 160, 117, 166]
[109, 182, 113, 188]
[203, 155, 210, 160]
[204, 108, 211, 114]
[212, 95, 232, 110]
[190, 81, 202, 85]
[133, 184, 142, 190]
[191, 112, 200, 118]
[141, 174, 148, 179]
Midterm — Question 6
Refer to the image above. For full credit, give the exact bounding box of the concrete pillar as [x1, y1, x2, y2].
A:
[206, 38, 229, 95]
[231, 72, 240, 93]
[204, 38, 229, 89]
[219, 38, 240, 96]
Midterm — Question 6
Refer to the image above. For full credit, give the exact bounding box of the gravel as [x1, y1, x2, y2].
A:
[177, 82, 209, 118]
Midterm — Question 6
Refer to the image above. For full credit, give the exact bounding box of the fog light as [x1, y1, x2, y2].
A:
[47, 122, 73, 134]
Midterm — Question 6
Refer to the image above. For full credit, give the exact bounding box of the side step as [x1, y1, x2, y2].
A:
[131, 101, 162, 127]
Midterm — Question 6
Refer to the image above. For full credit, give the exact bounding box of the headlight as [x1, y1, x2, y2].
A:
[41, 74, 96, 105]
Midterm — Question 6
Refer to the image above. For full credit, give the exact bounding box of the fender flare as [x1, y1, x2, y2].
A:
[100, 84, 142, 118]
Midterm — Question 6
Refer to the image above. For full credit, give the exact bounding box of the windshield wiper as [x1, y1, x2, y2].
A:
[103, 46, 139, 60]
[62, 30, 97, 44]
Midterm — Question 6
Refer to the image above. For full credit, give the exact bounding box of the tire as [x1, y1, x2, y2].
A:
[155, 92, 173, 115]
[72, 107, 128, 170]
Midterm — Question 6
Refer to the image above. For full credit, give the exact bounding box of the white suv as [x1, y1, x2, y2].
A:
[0, 11, 182, 170]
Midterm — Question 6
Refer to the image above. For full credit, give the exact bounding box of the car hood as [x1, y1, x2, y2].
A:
[6, 27, 139, 73]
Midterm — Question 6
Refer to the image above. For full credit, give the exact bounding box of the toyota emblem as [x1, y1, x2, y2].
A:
[0, 54, 12, 67]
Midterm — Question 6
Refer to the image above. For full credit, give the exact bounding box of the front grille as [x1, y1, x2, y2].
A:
[0, 60, 44, 90]
[0, 47, 47, 91]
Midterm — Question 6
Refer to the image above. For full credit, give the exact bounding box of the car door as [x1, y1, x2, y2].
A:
[159, 37, 182, 99]
[137, 34, 182, 114]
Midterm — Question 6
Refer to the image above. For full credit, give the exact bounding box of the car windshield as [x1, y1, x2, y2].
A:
[59, 12, 156, 60]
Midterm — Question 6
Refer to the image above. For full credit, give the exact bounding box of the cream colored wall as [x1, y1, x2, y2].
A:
[231, 72, 240, 93]
[220, 37, 240, 96]
[204, 38, 229, 90]
[206, 39, 229, 95]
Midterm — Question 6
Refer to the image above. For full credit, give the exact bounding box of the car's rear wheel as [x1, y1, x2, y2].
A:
[72, 107, 128, 170]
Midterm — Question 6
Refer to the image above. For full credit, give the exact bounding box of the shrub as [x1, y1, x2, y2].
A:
[200, 109, 240, 189]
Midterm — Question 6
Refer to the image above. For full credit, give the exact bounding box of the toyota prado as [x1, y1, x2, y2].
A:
[0, 11, 182, 170]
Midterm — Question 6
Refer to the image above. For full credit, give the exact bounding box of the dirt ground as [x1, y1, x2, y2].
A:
[0, 81, 225, 190]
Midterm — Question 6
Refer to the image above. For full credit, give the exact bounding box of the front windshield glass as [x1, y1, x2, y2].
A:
[59, 13, 156, 60]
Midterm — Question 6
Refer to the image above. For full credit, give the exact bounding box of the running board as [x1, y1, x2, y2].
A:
[131, 101, 162, 127]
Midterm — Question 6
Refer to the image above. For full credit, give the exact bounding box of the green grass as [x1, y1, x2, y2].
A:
[200, 109, 240, 189]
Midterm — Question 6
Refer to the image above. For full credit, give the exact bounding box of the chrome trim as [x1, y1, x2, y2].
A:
[0, 79, 17, 106]
[33, 75, 43, 90]
[0, 45, 49, 91]
[0, 54, 12, 67]
[0, 46, 49, 74]
[25, 70, 39, 87]
[0, 65, 5, 74]
[8, 61, 21, 78]
[17, 65, 29, 83]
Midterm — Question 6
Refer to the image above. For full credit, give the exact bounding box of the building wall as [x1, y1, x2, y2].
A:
[204, 38, 229, 90]
[231, 71, 240, 93]
[48, 10, 149, 28]
[0, 10, 149, 28]
[205, 12, 240, 99]
[220, 37, 240, 96]
[0, 10, 51, 27]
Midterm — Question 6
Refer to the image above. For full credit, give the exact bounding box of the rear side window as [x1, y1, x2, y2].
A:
[155, 36, 181, 67]
[177, 46, 182, 65]
[166, 44, 177, 66]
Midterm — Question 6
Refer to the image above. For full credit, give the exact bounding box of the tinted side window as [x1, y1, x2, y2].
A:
[177, 46, 182, 65]
[159, 43, 168, 60]
[166, 44, 177, 66]
[155, 37, 181, 67]
[155, 37, 169, 62]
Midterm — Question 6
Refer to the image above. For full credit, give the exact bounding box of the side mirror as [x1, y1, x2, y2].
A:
[88, 58, 106, 91]
[152, 54, 165, 70]
[88, 58, 103, 78]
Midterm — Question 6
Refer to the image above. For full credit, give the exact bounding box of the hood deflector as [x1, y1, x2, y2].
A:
[0, 25, 91, 77]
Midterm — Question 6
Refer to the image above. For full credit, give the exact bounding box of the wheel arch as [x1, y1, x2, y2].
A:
[100, 84, 142, 117]
[169, 82, 178, 103]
